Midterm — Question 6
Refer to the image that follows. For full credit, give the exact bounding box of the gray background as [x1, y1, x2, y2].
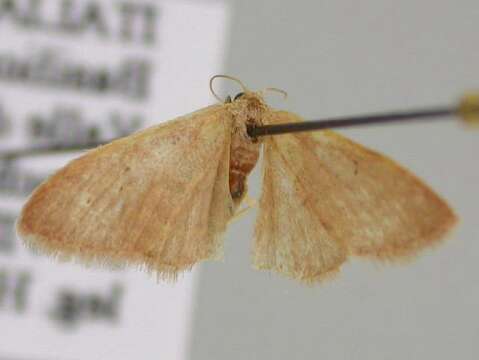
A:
[189, 1, 479, 359]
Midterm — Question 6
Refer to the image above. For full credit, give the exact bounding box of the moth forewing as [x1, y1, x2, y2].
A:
[16, 105, 235, 279]
[306, 128, 458, 260]
[254, 111, 457, 283]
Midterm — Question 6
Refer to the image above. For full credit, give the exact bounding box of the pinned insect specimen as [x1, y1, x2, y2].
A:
[15, 76, 479, 283]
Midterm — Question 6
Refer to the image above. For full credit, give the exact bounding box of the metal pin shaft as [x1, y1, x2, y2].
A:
[248, 106, 457, 138]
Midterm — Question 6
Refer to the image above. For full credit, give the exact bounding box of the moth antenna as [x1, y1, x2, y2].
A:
[209, 75, 248, 103]
[458, 91, 479, 127]
[259, 87, 288, 100]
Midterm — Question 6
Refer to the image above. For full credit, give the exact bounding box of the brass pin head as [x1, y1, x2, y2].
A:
[458, 92, 479, 127]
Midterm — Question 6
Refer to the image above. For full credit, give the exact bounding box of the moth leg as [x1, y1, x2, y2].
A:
[231, 194, 257, 222]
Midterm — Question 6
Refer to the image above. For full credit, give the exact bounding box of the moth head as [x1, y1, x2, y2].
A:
[223, 91, 247, 103]
[209, 75, 287, 108]
[227, 90, 268, 110]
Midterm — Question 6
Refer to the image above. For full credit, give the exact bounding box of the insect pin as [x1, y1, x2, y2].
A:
[15, 76, 479, 283]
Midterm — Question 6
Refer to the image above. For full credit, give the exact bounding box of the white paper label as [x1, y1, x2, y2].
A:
[0, 1, 229, 359]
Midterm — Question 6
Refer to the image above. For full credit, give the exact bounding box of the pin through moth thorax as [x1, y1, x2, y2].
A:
[224, 91, 267, 207]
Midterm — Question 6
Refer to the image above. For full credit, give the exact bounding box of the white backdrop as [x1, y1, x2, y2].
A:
[190, 1, 479, 360]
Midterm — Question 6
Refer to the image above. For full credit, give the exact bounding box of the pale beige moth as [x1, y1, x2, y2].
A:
[17, 76, 468, 283]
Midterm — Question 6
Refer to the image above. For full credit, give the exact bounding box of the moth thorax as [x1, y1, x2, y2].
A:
[229, 122, 261, 206]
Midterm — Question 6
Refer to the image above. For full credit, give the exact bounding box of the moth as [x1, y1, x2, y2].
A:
[16, 75, 458, 283]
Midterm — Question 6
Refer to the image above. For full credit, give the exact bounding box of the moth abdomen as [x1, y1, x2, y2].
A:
[228, 140, 260, 204]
